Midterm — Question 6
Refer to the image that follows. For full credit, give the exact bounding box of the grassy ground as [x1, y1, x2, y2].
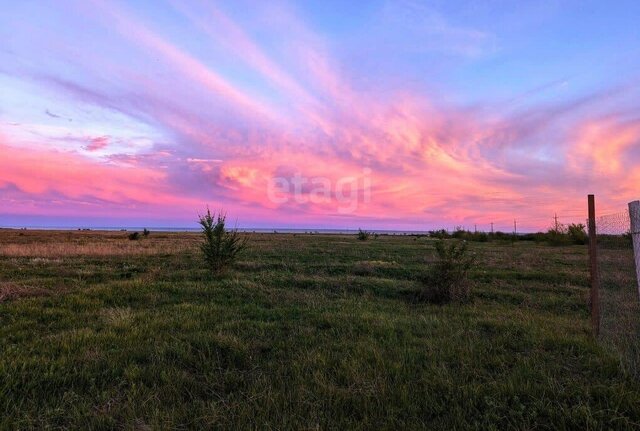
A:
[1, 230, 639, 429]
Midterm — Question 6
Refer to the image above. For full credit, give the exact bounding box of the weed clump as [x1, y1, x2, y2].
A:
[143, 228, 150, 237]
[198, 209, 247, 275]
[419, 240, 475, 304]
[128, 232, 140, 241]
[357, 228, 371, 241]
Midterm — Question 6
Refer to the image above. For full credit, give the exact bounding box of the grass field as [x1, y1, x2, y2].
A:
[1, 229, 639, 429]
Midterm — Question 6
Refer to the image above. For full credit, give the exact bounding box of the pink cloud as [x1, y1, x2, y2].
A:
[0, 136, 198, 212]
[85, 136, 109, 151]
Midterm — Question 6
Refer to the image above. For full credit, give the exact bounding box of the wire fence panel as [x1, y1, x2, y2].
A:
[595, 208, 639, 378]
[629, 201, 640, 297]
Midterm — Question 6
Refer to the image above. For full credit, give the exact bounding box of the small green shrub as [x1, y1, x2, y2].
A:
[451, 226, 466, 239]
[128, 232, 140, 241]
[468, 231, 489, 242]
[490, 231, 510, 241]
[600, 233, 633, 249]
[519, 232, 547, 242]
[428, 229, 449, 239]
[143, 228, 150, 237]
[433, 228, 488, 242]
[546, 224, 569, 246]
[357, 228, 371, 241]
[567, 223, 587, 245]
[545, 222, 587, 246]
[198, 209, 247, 275]
[419, 240, 476, 304]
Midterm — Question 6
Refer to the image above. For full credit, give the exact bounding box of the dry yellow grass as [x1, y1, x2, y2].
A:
[0, 229, 198, 257]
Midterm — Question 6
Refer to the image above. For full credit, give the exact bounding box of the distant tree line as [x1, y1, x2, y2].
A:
[426, 223, 590, 246]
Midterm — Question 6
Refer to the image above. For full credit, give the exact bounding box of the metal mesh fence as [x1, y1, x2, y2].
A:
[595, 209, 640, 378]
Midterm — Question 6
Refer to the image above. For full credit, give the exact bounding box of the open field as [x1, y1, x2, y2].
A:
[1, 229, 639, 429]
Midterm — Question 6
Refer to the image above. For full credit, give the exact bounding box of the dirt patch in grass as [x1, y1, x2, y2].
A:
[0, 282, 53, 303]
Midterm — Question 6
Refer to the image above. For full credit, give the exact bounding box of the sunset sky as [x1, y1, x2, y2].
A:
[1, 0, 639, 231]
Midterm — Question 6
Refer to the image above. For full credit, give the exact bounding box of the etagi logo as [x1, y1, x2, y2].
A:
[267, 168, 372, 214]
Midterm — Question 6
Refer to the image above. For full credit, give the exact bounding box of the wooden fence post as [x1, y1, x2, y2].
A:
[588, 195, 600, 336]
[628, 200, 640, 298]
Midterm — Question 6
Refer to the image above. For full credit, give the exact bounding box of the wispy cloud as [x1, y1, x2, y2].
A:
[378, 0, 497, 58]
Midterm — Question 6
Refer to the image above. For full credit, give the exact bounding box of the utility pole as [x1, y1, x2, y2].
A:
[514, 219, 517, 235]
[490, 222, 494, 234]
[474, 224, 477, 233]
[554, 213, 559, 231]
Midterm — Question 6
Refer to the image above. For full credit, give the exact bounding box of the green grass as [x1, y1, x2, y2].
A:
[1, 230, 639, 429]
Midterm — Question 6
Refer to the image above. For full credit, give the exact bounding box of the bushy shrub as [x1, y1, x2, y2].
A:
[198, 209, 247, 274]
[434, 227, 488, 242]
[534, 232, 549, 242]
[469, 231, 489, 242]
[546, 223, 587, 246]
[600, 232, 633, 249]
[546, 225, 569, 246]
[567, 223, 587, 245]
[128, 232, 140, 241]
[428, 229, 449, 239]
[143, 228, 150, 237]
[451, 226, 467, 239]
[490, 231, 510, 241]
[419, 240, 476, 304]
[357, 228, 371, 241]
